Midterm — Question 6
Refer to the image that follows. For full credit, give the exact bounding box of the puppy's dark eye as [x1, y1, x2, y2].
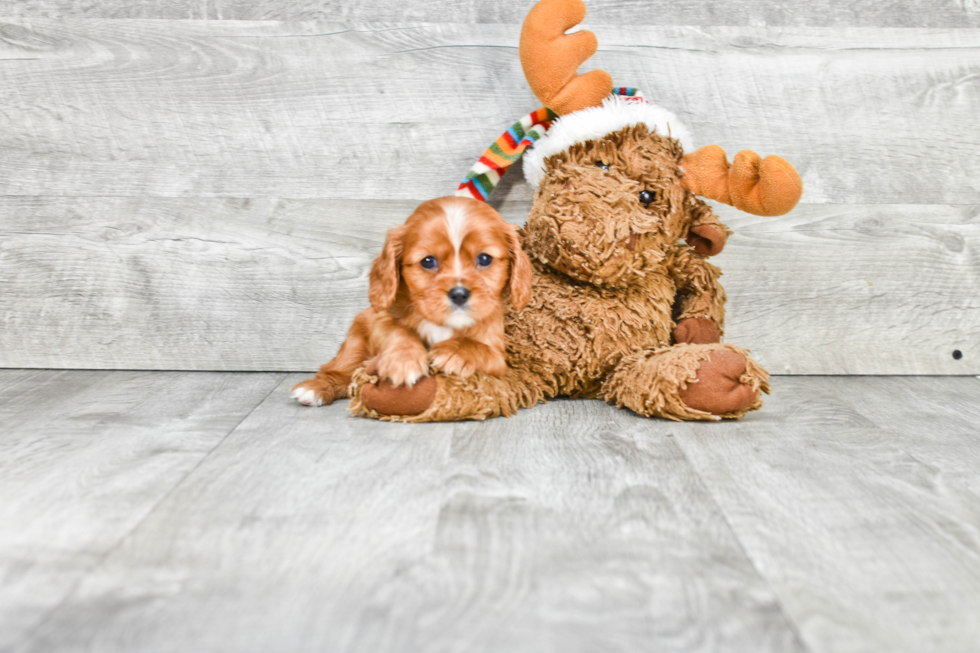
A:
[639, 190, 656, 205]
[596, 162, 610, 171]
[476, 253, 493, 267]
[420, 256, 438, 270]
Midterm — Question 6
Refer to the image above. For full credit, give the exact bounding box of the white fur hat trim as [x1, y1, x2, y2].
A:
[522, 94, 693, 189]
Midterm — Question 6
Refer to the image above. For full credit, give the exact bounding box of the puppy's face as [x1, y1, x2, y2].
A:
[369, 197, 532, 327]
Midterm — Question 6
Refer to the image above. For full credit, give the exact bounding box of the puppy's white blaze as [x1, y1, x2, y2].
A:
[443, 201, 469, 278]
[417, 319, 456, 345]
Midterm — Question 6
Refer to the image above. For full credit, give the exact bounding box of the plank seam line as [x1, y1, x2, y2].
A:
[671, 433, 814, 653]
[12, 372, 288, 652]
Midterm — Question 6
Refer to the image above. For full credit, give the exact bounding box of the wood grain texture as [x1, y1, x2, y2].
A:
[672, 376, 980, 653]
[1, 19, 976, 373]
[1, 197, 976, 373]
[0, 20, 978, 203]
[0, 369, 283, 652]
[0, 196, 393, 371]
[5, 0, 980, 27]
[716, 203, 980, 374]
[8, 373, 980, 652]
[16, 373, 805, 653]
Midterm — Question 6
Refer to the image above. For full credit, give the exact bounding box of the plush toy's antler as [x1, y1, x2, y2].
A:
[681, 145, 803, 217]
[520, 0, 613, 116]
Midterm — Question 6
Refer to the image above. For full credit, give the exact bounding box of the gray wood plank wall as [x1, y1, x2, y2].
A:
[8, 0, 980, 26]
[0, 7, 977, 373]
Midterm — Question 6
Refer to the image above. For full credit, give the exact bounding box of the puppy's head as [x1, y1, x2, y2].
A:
[369, 197, 532, 327]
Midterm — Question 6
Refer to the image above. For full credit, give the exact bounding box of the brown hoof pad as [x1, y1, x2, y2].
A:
[673, 317, 721, 345]
[679, 349, 759, 415]
[361, 376, 437, 416]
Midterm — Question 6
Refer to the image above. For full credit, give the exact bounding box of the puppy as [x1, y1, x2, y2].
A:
[291, 196, 533, 407]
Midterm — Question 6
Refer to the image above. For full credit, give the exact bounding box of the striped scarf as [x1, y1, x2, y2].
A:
[455, 88, 644, 201]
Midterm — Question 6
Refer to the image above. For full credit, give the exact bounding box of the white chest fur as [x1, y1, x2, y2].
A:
[417, 320, 455, 345]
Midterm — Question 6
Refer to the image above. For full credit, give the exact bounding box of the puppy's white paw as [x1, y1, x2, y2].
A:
[377, 348, 429, 387]
[291, 387, 323, 407]
[291, 375, 348, 407]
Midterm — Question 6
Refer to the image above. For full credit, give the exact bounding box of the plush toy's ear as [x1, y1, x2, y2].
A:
[368, 226, 405, 311]
[681, 145, 803, 217]
[519, 0, 613, 115]
[506, 224, 533, 310]
[687, 223, 727, 257]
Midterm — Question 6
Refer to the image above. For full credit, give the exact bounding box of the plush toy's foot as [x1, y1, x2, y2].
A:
[603, 343, 770, 421]
[348, 366, 544, 423]
[360, 376, 437, 416]
[678, 347, 762, 416]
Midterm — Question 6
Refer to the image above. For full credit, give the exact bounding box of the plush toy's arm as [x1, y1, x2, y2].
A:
[683, 198, 731, 256]
[669, 245, 727, 343]
[668, 199, 730, 343]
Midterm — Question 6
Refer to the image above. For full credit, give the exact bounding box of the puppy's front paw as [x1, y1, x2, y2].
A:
[429, 341, 495, 378]
[376, 346, 429, 387]
[291, 376, 344, 407]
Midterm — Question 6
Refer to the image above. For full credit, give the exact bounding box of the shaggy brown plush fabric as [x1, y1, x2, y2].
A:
[348, 126, 771, 422]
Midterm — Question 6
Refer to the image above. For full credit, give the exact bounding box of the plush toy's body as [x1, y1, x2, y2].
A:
[342, 0, 801, 423]
[350, 124, 769, 421]
[351, 238, 766, 421]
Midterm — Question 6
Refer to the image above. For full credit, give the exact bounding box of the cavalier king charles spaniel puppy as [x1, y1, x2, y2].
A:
[291, 196, 533, 407]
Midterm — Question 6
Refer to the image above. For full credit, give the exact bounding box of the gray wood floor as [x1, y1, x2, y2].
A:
[2, 370, 979, 652]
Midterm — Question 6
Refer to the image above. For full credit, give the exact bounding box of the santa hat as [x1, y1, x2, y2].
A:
[457, 88, 692, 201]
[457, 0, 801, 216]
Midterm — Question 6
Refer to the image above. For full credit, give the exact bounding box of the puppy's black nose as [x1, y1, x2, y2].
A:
[448, 286, 470, 307]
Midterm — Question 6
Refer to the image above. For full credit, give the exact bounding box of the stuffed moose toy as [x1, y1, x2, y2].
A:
[346, 0, 803, 422]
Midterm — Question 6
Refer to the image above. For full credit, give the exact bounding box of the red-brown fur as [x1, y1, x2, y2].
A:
[292, 196, 532, 407]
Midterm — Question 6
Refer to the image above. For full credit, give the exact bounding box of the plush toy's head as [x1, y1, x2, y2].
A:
[523, 123, 691, 287]
[456, 0, 803, 284]
[516, 0, 803, 279]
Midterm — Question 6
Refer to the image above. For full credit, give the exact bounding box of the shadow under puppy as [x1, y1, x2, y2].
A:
[292, 196, 532, 408]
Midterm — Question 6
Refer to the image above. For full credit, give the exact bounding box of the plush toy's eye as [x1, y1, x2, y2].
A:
[420, 256, 438, 270]
[596, 162, 610, 171]
[639, 190, 656, 205]
[476, 253, 493, 267]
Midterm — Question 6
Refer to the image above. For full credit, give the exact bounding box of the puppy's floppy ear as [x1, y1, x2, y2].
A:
[369, 226, 405, 310]
[505, 224, 533, 310]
